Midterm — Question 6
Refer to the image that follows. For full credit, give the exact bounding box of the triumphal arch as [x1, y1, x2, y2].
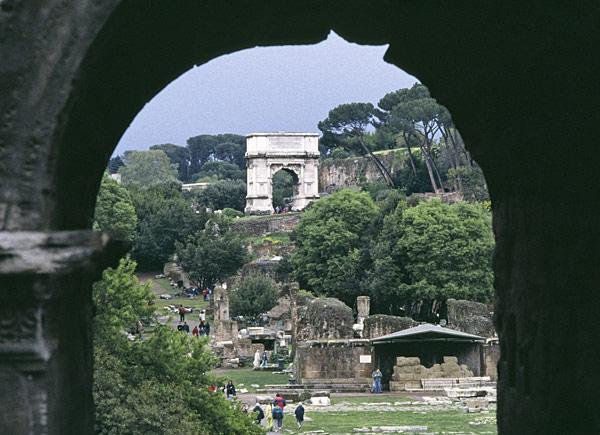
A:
[245, 133, 320, 214]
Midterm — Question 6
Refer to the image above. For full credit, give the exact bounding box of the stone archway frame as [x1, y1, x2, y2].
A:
[245, 133, 320, 214]
[2, 2, 600, 434]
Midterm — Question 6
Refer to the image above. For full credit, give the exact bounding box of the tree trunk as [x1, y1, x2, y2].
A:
[357, 136, 395, 188]
[402, 132, 418, 176]
[419, 143, 439, 193]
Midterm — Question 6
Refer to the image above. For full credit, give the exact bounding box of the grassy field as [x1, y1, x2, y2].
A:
[212, 368, 290, 392]
[138, 275, 210, 322]
[215, 369, 497, 433]
[288, 408, 496, 434]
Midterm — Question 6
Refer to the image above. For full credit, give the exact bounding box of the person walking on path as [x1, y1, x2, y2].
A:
[178, 304, 186, 322]
[372, 367, 383, 393]
[204, 321, 210, 335]
[260, 351, 269, 367]
[192, 325, 199, 337]
[252, 402, 264, 425]
[294, 402, 305, 429]
[265, 403, 273, 431]
[182, 322, 190, 334]
[253, 350, 261, 368]
[226, 380, 236, 400]
[272, 402, 284, 432]
[273, 393, 286, 410]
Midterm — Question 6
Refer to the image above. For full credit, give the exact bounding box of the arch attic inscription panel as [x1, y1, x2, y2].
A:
[245, 133, 320, 214]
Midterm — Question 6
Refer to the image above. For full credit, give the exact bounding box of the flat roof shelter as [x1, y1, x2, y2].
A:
[371, 324, 485, 389]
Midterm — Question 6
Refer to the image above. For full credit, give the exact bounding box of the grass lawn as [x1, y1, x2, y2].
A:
[290, 408, 496, 434]
[212, 368, 290, 392]
[139, 276, 210, 321]
[331, 395, 411, 405]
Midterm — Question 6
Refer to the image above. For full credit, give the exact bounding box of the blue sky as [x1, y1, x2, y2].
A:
[115, 32, 418, 155]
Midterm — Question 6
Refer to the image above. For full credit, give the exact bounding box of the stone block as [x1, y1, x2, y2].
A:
[442, 362, 461, 373]
[443, 356, 458, 364]
[396, 357, 420, 367]
[404, 381, 422, 389]
[389, 381, 406, 391]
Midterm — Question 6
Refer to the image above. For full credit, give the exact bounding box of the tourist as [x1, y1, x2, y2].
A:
[294, 402, 305, 428]
[199, 309, 206, 323]
[253, 350, 261, 368]
[273, 393, 286, 410]
[192, 325, 199, 337]
[226, 380, 236, 400]
[178, 304, 186, 322]
[265, 403, 273, 431]
[182, 321, 190, 334]
[260, 351, 269, 367]
[204, 321, 210, 335]
[253, 402, 265, 424]
[372, 367, 383, 393]
[202, 288, 209, 301]
[272, 399, 284, 432]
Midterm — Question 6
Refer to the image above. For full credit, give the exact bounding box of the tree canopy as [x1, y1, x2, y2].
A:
[229, 274, 279, 318]
[93, 257, 261, 435]
[291, 189, 379, 306]
[195, 179, 247, 212]
[175, 222, 247, 288]
[129, 182, 208, 270]
[119, 150, 179, 188]
[94, 174, 137, 242]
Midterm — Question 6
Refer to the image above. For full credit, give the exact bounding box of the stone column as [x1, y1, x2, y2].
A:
[0, 231, 122, 434]
[356, 296, 371, 324]
[493, 191, 600, 434]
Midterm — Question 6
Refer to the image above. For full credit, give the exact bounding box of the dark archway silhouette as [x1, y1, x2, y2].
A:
[1, 2, 599, 434]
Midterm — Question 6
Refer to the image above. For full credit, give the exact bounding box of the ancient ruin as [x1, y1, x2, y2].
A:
[1, 2, 599, 433]
[245, 133, 320, 214]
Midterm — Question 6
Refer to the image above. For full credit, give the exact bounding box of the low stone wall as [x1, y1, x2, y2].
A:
[446, 298, 495, 337]
[232, 214, 300, 236]
[363, 315, 417, 339]
[296, 297, 354, 340]
[295, 340, 372, 384]
[318, 151, 407, 193]
[389, 356, 473, 391]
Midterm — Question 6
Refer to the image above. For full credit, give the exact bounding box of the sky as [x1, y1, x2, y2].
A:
[114, 32, 418, 155]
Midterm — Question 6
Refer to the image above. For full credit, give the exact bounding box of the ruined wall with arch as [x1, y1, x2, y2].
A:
[245, 133, 319, 214]
[1, 2, 599, 433]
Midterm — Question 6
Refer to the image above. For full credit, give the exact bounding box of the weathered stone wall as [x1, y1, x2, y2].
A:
[2, 2, 600, 433]
[363, 315, 418, 339]
[483, 342, 500, 381]
[296, 297, 354, 340]
[295, 340, 372, 383]
[232, 214, 300, 237]
[163, 262, 190, 287]
[446, 299, 495, 338]
[319, 151, 407, 193]
[389, 356, 474, 391]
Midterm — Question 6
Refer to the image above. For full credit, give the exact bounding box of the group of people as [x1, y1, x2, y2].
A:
[252, 393, 304, 432]
[252, 349, 270, 368]
[183, 286, 212, 301]
[177, 306, 210, 336]
[192, 320, 210, 337]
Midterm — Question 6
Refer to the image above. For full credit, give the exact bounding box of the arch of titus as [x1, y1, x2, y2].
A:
[245, 133, 320, 214]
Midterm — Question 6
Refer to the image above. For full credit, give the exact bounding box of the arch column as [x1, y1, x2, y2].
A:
[0, 231, 123, 434]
